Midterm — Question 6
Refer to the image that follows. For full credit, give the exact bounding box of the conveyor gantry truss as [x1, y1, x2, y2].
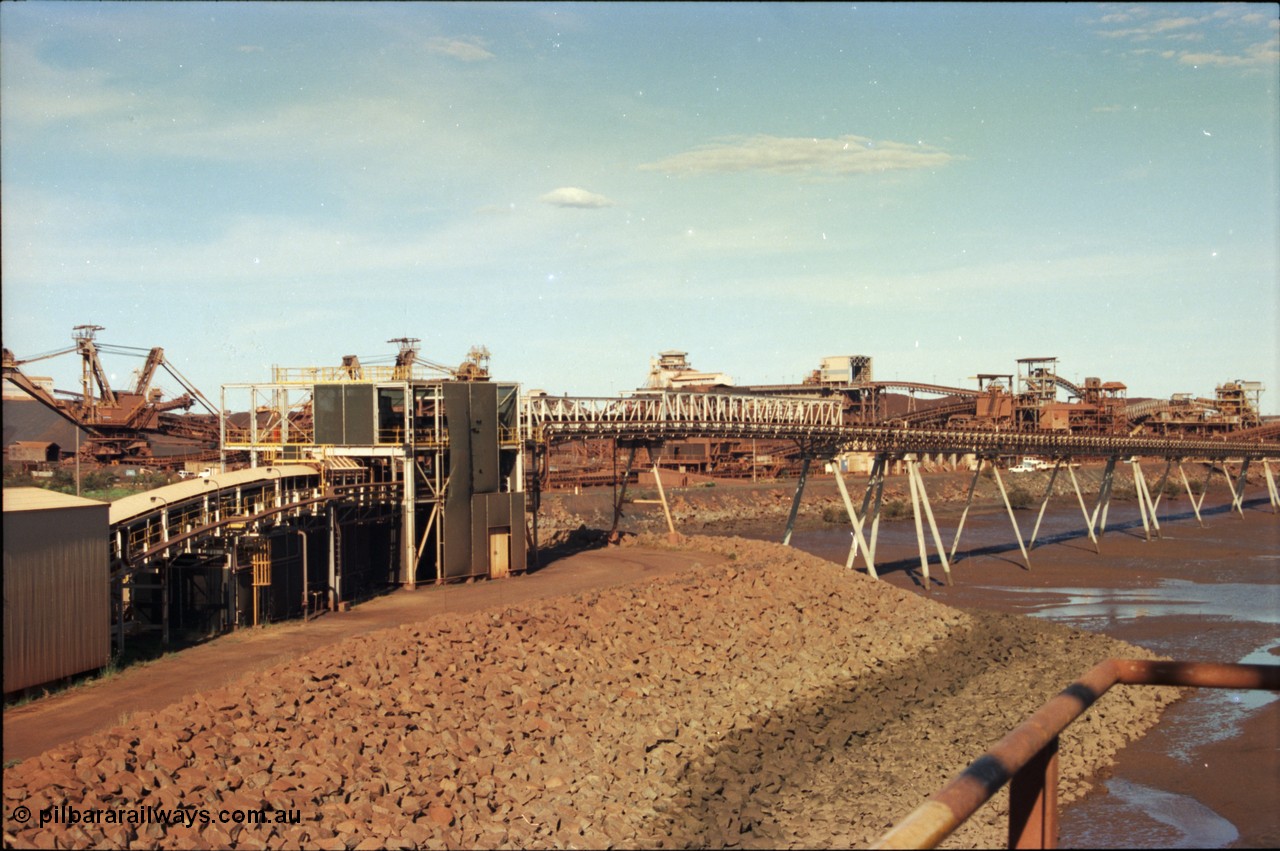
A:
[523, 391, 1280, 461]
[525, 390, 1279, 590]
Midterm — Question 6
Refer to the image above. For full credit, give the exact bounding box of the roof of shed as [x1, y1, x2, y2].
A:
[3, 487, 107, 512]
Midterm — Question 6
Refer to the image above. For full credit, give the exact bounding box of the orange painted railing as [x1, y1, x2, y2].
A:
[872, 659, 1280, 849]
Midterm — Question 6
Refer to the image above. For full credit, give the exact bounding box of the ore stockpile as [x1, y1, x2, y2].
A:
[2, 536, 1178, 850]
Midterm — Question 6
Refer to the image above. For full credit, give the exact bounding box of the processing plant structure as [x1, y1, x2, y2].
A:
[2, 325, 222, 466]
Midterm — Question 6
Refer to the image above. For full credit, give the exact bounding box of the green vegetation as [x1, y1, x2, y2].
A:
[1005, 486, 1035, 510]
[1111, 484, 1138, 502]
[3, 463, 173, 502]
[882, 499, 909, 520]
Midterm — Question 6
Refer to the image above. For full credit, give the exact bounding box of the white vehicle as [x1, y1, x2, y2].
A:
[1008, 458, 1049, 474]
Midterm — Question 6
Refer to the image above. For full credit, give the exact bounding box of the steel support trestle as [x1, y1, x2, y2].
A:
[991, 462, 1031, 569]
[782, 455, 812, 546]
[948, 458, 984, 566]
[1029, 459, 1064, 550]
[833, 463, 877, 578]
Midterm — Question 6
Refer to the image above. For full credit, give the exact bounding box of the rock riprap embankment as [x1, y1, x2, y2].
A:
[3, 535, 1178, 849]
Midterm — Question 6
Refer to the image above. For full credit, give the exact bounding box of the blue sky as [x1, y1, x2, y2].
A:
[2, 2, 1277, 410]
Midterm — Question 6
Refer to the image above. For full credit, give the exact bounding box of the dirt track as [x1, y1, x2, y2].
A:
[3, 533, 1178, 850]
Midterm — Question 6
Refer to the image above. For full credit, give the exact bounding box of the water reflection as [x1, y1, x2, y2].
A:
[979, 580, 1280, 627]
[1066, 778, 1239, 849]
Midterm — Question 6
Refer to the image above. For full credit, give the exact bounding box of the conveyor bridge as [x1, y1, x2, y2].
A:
[525, 391, 1280, 461]
[106, 390, 1279, 655]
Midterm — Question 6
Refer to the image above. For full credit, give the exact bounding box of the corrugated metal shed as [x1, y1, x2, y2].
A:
[6, 441, 61, 463]
[4, 488, 101, 512]
[4, 487, 111, 694]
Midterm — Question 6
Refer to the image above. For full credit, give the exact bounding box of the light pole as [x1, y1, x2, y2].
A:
[148, 494, 170, 531]
[203, 477, 222, 522]
[263, 467, 282, 512]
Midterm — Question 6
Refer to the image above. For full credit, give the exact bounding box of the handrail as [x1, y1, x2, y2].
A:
[872, 659, 1280, 850]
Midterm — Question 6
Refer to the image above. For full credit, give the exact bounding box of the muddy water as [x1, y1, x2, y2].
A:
[726, 499, 1279, 848]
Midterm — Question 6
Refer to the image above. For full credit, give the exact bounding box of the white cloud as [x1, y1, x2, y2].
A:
[0, 41, 137, 127]
[639, 134, 953, 177]
[539, 187, 615, 208]
[1150, 16, 1200, 34]
[424, 36, 494, 62]
[1179, 36, 1280, 69]
[1093, 5, 1278, 70]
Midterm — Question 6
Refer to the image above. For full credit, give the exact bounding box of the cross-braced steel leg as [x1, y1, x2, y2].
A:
[1130, 459, 1154, 542]
[851, 454, 885, 568]
[1202, 461, 1218, 517]
[1090, 456, 1118, 543]
[608, 443, 637, 543]
[1178, 461, 1205, 527]
[1099, 463, 1117, 535]
[992, 462, 1031, 569]
[1149, 458, 1173, 516]
[1066, 461, 1099, 553]
[1226, 457, 1251, 516]
[833, 464, 876, 578]
[1222, 460, 1239, 515]
[906, 455, 932, 587]
[1146, 458, 1167, 537]
[867, 454, 887, 565]
[909, 456, 952, 585]
[782, 455, 811, 546]
[651, 462, 677, 539]
[1029, 459, 1063, 549]
[1263, 459, 1279, 513]
[948, 458, 984, 565]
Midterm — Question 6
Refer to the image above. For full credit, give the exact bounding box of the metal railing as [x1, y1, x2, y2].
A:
[270, 364, 445, 383]
[872, 659, 1280, 849]
[525, 391, 844, 436]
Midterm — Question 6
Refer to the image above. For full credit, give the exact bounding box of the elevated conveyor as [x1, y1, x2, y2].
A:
[525, 391, 1280, 460]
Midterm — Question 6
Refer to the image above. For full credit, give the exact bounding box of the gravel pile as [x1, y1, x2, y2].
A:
[3, 534, 1178, 850]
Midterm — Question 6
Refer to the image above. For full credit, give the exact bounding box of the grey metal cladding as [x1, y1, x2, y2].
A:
[313, 384, 345, 444]
[343, 385, 375, 445]
[443, 383, 473, 578]
[470, 383, 499, 493]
